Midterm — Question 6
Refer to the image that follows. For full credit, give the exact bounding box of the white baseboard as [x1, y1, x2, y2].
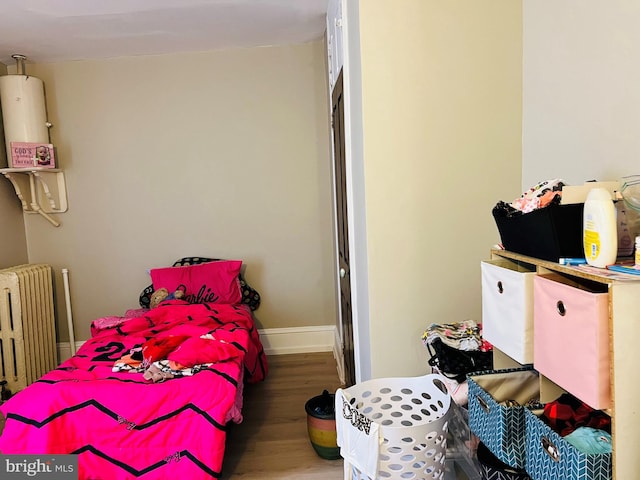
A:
[57, 341, 86, 363]
[258, 325, 337, 356]
[57, 325, 340, 362]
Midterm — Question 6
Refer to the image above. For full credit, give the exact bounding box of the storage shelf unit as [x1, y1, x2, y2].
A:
[487, 249, 640, 480]
[0, 167, 67, 227]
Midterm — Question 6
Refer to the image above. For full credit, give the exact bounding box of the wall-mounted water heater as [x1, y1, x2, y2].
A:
[0, 54, 51, 163]
[0, 54, 66, 227]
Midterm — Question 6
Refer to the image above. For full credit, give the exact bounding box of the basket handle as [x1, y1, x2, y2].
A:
[338, 394, 373, 436]
[476, 394, 490, 414]
[541, 436, 560, 462]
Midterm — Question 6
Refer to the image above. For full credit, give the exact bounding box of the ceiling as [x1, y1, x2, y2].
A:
[0, 0, 329, 66]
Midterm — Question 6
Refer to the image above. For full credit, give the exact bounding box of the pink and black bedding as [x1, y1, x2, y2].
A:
[0, 258, 268, 480]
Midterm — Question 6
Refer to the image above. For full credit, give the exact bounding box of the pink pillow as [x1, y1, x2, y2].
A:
[150, 260, 242, 305]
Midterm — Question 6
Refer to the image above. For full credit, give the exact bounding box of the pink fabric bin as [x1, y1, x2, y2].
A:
[533, 274, 610, 410]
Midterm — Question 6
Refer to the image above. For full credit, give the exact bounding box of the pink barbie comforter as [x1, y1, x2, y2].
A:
[0, 300, 268, 480]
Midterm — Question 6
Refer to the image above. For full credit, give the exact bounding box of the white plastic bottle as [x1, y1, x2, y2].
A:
[583, 187, 618, 268]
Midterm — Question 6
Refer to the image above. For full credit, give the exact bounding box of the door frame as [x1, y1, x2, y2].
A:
[333, 0, 371, 384]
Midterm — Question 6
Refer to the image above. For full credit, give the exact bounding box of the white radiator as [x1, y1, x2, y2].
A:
[0, 264, 57, 393]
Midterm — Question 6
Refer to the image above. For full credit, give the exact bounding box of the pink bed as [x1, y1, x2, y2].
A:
[0, 299, 267, 479]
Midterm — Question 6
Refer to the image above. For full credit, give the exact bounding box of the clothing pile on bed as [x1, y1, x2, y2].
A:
[93, 303, 254, 384]
[113, 330, 244, 382]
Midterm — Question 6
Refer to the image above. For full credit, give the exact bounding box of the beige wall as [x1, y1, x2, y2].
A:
[16, 40, 336, 341]
[357, 1, 523, 377]
[0, 182, 26, 269]
[0, 61, 29, 269]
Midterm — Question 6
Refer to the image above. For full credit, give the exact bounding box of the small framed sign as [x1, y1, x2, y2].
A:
[10, 142, 56, 168]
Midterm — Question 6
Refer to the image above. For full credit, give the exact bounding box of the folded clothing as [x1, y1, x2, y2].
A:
[423, 320, 493, 383]
[542, 393, 611, 437]
[510, 179, 566, 214]
[422, 319, 490, 352]
[563, 427, 612, 455]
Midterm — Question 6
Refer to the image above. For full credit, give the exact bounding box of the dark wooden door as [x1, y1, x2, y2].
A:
[331, 69, 355, 387]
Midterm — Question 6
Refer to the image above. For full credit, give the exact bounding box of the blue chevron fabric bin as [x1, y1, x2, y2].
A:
[477, 441, 531, 480]
[468, 368, 540, 469]
[523, 409, 612, 480]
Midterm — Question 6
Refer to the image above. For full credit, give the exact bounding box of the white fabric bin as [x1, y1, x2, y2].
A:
[481, 260, 536, 364]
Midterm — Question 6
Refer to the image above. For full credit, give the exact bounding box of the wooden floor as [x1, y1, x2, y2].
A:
[221, 352, 477, 480]
[222, 352, 345, 479]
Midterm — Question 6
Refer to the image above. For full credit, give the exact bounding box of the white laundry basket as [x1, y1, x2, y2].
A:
[336, 374, 452, 480]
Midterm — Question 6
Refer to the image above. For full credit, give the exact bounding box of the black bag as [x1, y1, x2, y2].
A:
[477, 441, 532, 480]
[427, 337, 493, 383]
